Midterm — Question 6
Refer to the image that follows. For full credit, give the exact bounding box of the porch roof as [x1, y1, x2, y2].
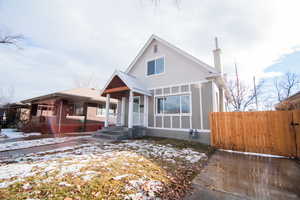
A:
[101, 70, 152, 97]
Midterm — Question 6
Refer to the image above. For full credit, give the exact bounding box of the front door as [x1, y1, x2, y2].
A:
[133, 96, 142, 126]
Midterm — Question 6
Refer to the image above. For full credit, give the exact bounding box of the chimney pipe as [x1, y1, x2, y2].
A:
[213, 37, 223, 75]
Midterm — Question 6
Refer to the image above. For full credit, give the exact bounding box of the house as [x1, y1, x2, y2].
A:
[0, 102, 30, 128]
[99, 35, 226, 143]
[275, 91, 300, 110]
[21, 88, 118, 134]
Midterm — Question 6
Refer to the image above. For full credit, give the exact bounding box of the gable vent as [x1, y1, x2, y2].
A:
[153, 44, 158, 53]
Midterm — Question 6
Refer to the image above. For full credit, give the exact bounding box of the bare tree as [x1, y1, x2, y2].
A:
[0, 33, 23, 47]
[225, 64, 264, 111]
[274, 72, 300, 102]
[0, 86, 15, 105]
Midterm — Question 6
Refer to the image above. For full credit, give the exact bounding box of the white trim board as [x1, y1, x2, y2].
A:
[148, 80, 209, 91]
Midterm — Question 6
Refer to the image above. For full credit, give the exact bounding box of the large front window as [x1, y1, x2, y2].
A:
[147, 57, 164, 76]
[156, 95, 190, 114]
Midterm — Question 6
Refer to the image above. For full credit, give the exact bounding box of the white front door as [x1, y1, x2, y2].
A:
[133, 96, 142, 126]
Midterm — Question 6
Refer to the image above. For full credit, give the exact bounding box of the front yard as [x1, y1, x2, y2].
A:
[0, 136, 212, 200]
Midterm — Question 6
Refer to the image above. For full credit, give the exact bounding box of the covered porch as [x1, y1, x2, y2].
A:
[101, 70, 152, 129]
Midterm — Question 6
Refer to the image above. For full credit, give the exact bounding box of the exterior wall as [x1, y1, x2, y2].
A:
[149, 83, 192, 130]
[146, 81, 213, 131]
[124, 39, 218, 132]
[128, 40, 212, 88]
[23, 100, 119, 134]
[191, 83, 202, 129]
[202, 81, 213, 129]
[148, 92, 154, 127]
[146, 128, 210, 145]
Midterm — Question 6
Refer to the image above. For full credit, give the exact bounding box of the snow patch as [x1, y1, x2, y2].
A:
[59, 182, 72, 187]
[113, 174, 132, 180]
[219, 149, 286, 158]
[0, 136, 91, 152]
[0, 129, 41, 139]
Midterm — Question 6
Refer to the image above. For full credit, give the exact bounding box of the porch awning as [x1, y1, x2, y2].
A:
[101, 70, 152, 97]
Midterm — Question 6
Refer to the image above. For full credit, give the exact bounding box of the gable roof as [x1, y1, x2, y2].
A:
[101, 70, 152, 96]
[125, 34, 219, 75]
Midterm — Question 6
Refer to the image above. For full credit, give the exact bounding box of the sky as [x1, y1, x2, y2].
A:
[0, 0, 300, 102]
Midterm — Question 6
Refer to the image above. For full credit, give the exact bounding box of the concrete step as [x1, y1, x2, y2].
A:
[93, 132, 127, 140]
[101, 126, 128, 132]
[93, 126, 146, 140]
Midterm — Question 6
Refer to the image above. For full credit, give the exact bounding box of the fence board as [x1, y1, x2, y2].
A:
[210, 110, 298, 157]
[292, 110, 300, 158]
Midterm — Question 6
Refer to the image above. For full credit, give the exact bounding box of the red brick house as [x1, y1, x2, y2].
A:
[21, 88, 118, 134]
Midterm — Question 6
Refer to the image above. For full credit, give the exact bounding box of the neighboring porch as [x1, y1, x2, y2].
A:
[21, 88, 118, 134]
[100, 70, 152, 130]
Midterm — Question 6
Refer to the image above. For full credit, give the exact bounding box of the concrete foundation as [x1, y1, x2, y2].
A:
[145, 128, 210, 145]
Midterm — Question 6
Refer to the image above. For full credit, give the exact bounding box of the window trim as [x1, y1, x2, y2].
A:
[96, 103, 117, 117]
[145, 56, 165, 77]
[96, 103, 106, 117]
[155, 94, 191, 116]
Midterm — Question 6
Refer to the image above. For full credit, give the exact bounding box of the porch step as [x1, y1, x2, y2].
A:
[92, 126, 146, 140]
[93, 126, 129, 140]
[93, 132, 127, 140]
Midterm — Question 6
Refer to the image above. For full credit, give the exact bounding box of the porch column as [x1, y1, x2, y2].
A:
[121, 97, 126, 126]
[58, 101, 63, 134]
[144, 95, 148, 127]
[128, 90, 133, 128]
[105, 94, 110, 128]
[83, 102, 88, 132]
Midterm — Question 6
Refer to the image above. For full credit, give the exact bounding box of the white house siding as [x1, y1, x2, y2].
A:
[127, 40, 212, 88]
[146, 81, 213, 131]
[191, 83, 202, 130]
[202, 81, 213, 129]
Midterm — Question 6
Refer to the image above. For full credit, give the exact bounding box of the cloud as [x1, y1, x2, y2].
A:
[0, 0, 300, 101]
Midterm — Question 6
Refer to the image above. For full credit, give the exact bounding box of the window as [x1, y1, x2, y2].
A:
[164, 95, 180, 114]
[96, 104, 105, 116]
[74, 103, 83, 116]
[147, 57, 164, 76]
[181, 95, 190, 113]
[96, 104, 117, 116]
[156, 95, 190, 115]
[157, 98, 164, 114]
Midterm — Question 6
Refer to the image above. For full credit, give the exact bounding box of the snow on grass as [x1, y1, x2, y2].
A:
[0, 136, 91, 152]
[104, 140, 207, 163]
[0, 139, 208, 199]
[0, 129, 41, 139]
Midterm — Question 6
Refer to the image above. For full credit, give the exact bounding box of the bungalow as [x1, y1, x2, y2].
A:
[0, 102, 30, 128]
[97, 35, 226, 143]
[21, 88, 118, 134]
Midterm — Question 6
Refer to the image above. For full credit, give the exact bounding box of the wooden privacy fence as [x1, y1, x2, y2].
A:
[210, 110, 300, 158]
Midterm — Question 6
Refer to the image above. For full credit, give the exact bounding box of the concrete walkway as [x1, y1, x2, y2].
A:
[186, 151, 300, 200]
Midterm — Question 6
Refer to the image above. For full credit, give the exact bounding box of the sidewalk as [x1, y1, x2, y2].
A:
[186, 151, 300, 200]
